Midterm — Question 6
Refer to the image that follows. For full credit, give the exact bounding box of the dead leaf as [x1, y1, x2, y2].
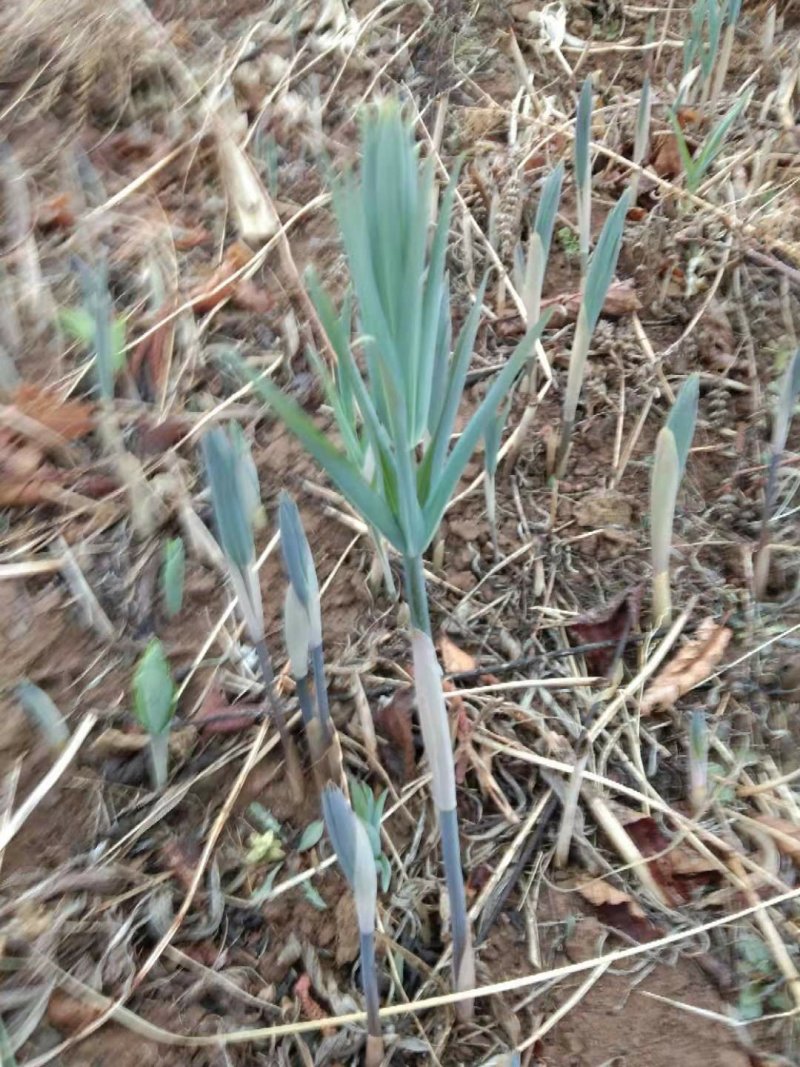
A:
[573, 490, 634, 530]
[574, 876, 660, 942]
[47, 990, 104, 1034]
[36, 193, 76, 231]
[651, 133, 683, 179]
[130, 317, 174, 399]
[439, 633, 477, 674]
[618, 811, 719, 902]
[374, 687, 416, 782]
[547, 280, 642, 325]
[189, 241, 256, 313]
[641, 618, 732, 713]
[11, 383, 94, 440]
[160, 837, 202, 893]
[576, 876, 645, 912]
[567, 585, 642, 677]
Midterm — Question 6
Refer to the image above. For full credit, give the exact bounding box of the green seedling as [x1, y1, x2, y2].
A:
[513, 164, 564, 329]
[349, 777, 391, 892]
[63, 261, 126, 401]
[669, 90, 751, 195]
[202, 426, 304, 802]
[754, 348, 800, 599]
[15, 681, 69, 751]
[688, 709, 709, 813]
[555, 190, 630, 477]
[68, 260, 157, 538]
[161, 537, 185, 619]
[132, 639, 176, 791]
[574, 76, 593, 274]
[650, 374, 700, 626]
[240, 102, 551, 1010]
[278, 492, 329, 739]
[322, 784, 383, 1066]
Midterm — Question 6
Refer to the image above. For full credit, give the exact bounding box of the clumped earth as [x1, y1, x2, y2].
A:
[1, 1, 799, 1065]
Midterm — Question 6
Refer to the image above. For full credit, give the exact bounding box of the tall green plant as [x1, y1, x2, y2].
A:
[650, 374, 700, 625]
[239, 102, 550, 1010]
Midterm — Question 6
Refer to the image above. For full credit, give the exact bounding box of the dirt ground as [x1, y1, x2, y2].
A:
[1, 0, 800, 1065]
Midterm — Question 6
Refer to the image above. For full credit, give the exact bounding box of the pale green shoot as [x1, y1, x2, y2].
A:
[669, 90, 751, 195]
[132, 639, 175, 791]
[574, 77, 593, 274]
[630, 76, 651, 201]
[161, 537, 185, 619]
[650, 374, 700, 625]
[15, 681, 69, 751]
[689, 709, 709, 813]
[322, 785, 383, 1064]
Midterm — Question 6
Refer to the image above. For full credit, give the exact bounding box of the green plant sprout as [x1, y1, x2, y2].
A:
[650, 374, 700, 626]
[322, 784, 383, 1066]
[132, 638, 175, 791]
[161, 537, 185, 619]
[239, 102, 550, 1011]
[555, 190, 631, 477]
[669, 90, 751, 195]
[279, 491, 329, 740]
[15, 681, 69, 751]
[754, 348, 800, 599]
[202, 425, 304, 802]
[574, 77, 593, 275]
[349, 777, 391, 892]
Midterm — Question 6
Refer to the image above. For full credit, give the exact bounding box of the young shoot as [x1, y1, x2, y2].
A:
[15, 681, 69, 751]
[574, 77, 593, 275]
[161, 536, 186, 619]
[555, 190, 630, 477]
[650, 374, 700, 626]
[239, 101, 550, 1010]
[278, 491, 329, 738]
[669, 90, 751, 196]
[322, 785, 383, 1066]
[349, 776, 392, 892]
[132, 639, 175, 791]
[754, 348, 800, 599]
[202, 426, 303, 801]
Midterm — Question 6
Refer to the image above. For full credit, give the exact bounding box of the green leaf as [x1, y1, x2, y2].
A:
[574, 77, 593, 195]
[161, 537, 185, 618]
[378, 854, 391, 893]
[297, 819, 325, 852]
[132, 639, 175, 736]
[421, 310, 551, 548]
[201, 427, 255, 570]
[250, 863, 283, 904]
[583, 190, 630, 333]
[245, 370, 406, 549]
[533, 162, 564, 263]
[302, 881, 328, 910]
[665, 373, 700, 477]
[15, 681, 69, 750]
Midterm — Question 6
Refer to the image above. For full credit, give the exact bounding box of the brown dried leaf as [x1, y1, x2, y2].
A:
[651, 132, 683, 179]
[47, 990, 104, 1034]
[576, 876, 645, 913]
[12, 383, 94, 440]
[575, 877, 660, 943]
[641, 618, 732, 713]
[189, 241, 254, 313]
[36, 193, 76, 231]
[567, 584, 642, 677]
[546, 280, 642, 325]
[373, 686, 416, 782]
[439, 633, 477, 674]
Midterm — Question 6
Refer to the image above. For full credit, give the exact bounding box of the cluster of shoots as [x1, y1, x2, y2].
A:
[650, 374, 700, 626]
[754, 349, 800, 599]
[201, 425, 304, 802]
[238, 102, 554, 1011]
[680, 0, 742, 108]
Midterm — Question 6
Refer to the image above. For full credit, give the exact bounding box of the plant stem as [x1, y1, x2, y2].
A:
[149, 731, 169, 792]
[254, 638, 304, 803]
[295, 674, 315, 727]
[360, 930, 381, 1043]
[310, 643, 331, 739]
[402, 554, 473, 1014]
[652, 569, 671, 628]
